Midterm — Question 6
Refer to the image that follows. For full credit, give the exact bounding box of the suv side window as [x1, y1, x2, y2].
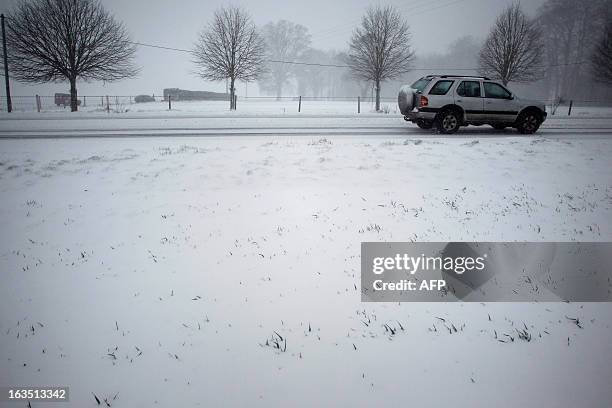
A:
[428, 80, 454, 95]
[484, 82, 511, 99]
[457, 81, 481, 97]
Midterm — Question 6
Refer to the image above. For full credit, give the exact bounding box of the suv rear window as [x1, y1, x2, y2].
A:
[428, 80, 454, 95]
[457, 81, 481, 97]
[411, 78, 432, 92]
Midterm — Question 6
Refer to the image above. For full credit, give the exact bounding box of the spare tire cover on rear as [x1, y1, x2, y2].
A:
[398, 85, 416, 115]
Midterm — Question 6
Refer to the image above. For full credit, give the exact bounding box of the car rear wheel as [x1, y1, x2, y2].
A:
[436, 109, 461, 134]
[516, 111, 542, 134]
[416, 119, 433, 129]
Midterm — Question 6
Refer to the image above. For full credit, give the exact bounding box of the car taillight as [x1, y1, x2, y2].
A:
[419, 95, 428, 107]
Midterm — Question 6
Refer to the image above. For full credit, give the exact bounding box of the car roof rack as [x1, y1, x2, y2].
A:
[437, 74, 491, 80]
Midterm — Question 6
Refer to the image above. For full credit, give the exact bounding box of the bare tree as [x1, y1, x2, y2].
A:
[590, 20, 612, 85]
[6, 0, 138, 112]
[259, 20, 310, 99]
[478, 3, 544, 86]
[194, 6, 265, 110]
[347, 5, 414, 111]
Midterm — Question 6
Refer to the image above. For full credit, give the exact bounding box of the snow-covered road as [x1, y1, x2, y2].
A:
[1, 114, 612, 139]
[1, 114, 612, 407]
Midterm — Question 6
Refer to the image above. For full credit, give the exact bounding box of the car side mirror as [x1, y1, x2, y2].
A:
[508, 94, 514, 100]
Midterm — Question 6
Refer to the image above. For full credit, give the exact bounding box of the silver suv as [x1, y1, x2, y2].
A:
[398, 75, 547, 134]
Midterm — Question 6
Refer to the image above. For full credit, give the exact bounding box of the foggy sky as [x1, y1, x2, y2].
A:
[1, 0, 544, 97]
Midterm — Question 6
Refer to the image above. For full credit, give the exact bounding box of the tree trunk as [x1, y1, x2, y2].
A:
[375, 79, 381, 112]
[275, 83, 282, 101]
[69, 77, 78, 112]
[229, 77, 235, 110]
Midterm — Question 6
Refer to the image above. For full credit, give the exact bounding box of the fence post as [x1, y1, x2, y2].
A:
[1, 14, 12, 113]
[568, 100, 573, 116]
[101, 96, 103, 107]
[35, 95, 40, 112]
[168, 94, 171, 110]
[298, 96, 301, 113]
[358, 96, 360, 114]
[106, 95, 110, 113]
[83, 96, 86, 107]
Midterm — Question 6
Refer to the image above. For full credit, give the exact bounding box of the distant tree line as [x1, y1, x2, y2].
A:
[3, 0, 612, 112]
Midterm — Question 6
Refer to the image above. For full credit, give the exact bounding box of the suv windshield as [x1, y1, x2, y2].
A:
[411, 78, 432, 92]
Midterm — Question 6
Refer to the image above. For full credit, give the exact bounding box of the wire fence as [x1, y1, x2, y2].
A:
[0, 94, 401, 114]
[1, 95, 154, 113]
[0, 94, 610, 115]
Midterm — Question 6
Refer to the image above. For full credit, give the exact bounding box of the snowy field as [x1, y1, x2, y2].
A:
[2, 97, 611, 119]
[1, 114, 612, 407]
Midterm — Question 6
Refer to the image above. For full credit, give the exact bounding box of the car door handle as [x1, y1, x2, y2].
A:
[456, 99, 462, 102]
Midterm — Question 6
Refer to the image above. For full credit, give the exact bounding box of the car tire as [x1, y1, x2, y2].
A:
[398, 86, 416, 115]
[491, 124, 507, 130]
[436, 109, 461, 134]
[416, 119, 433, 129]
[516, 110, 542, 134]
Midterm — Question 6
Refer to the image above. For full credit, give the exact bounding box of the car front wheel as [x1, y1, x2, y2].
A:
[436, 110, 461, 134]
[516, 111, 542, 134]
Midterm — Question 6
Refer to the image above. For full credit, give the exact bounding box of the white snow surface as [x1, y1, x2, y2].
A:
[1, 114, 612, 407]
